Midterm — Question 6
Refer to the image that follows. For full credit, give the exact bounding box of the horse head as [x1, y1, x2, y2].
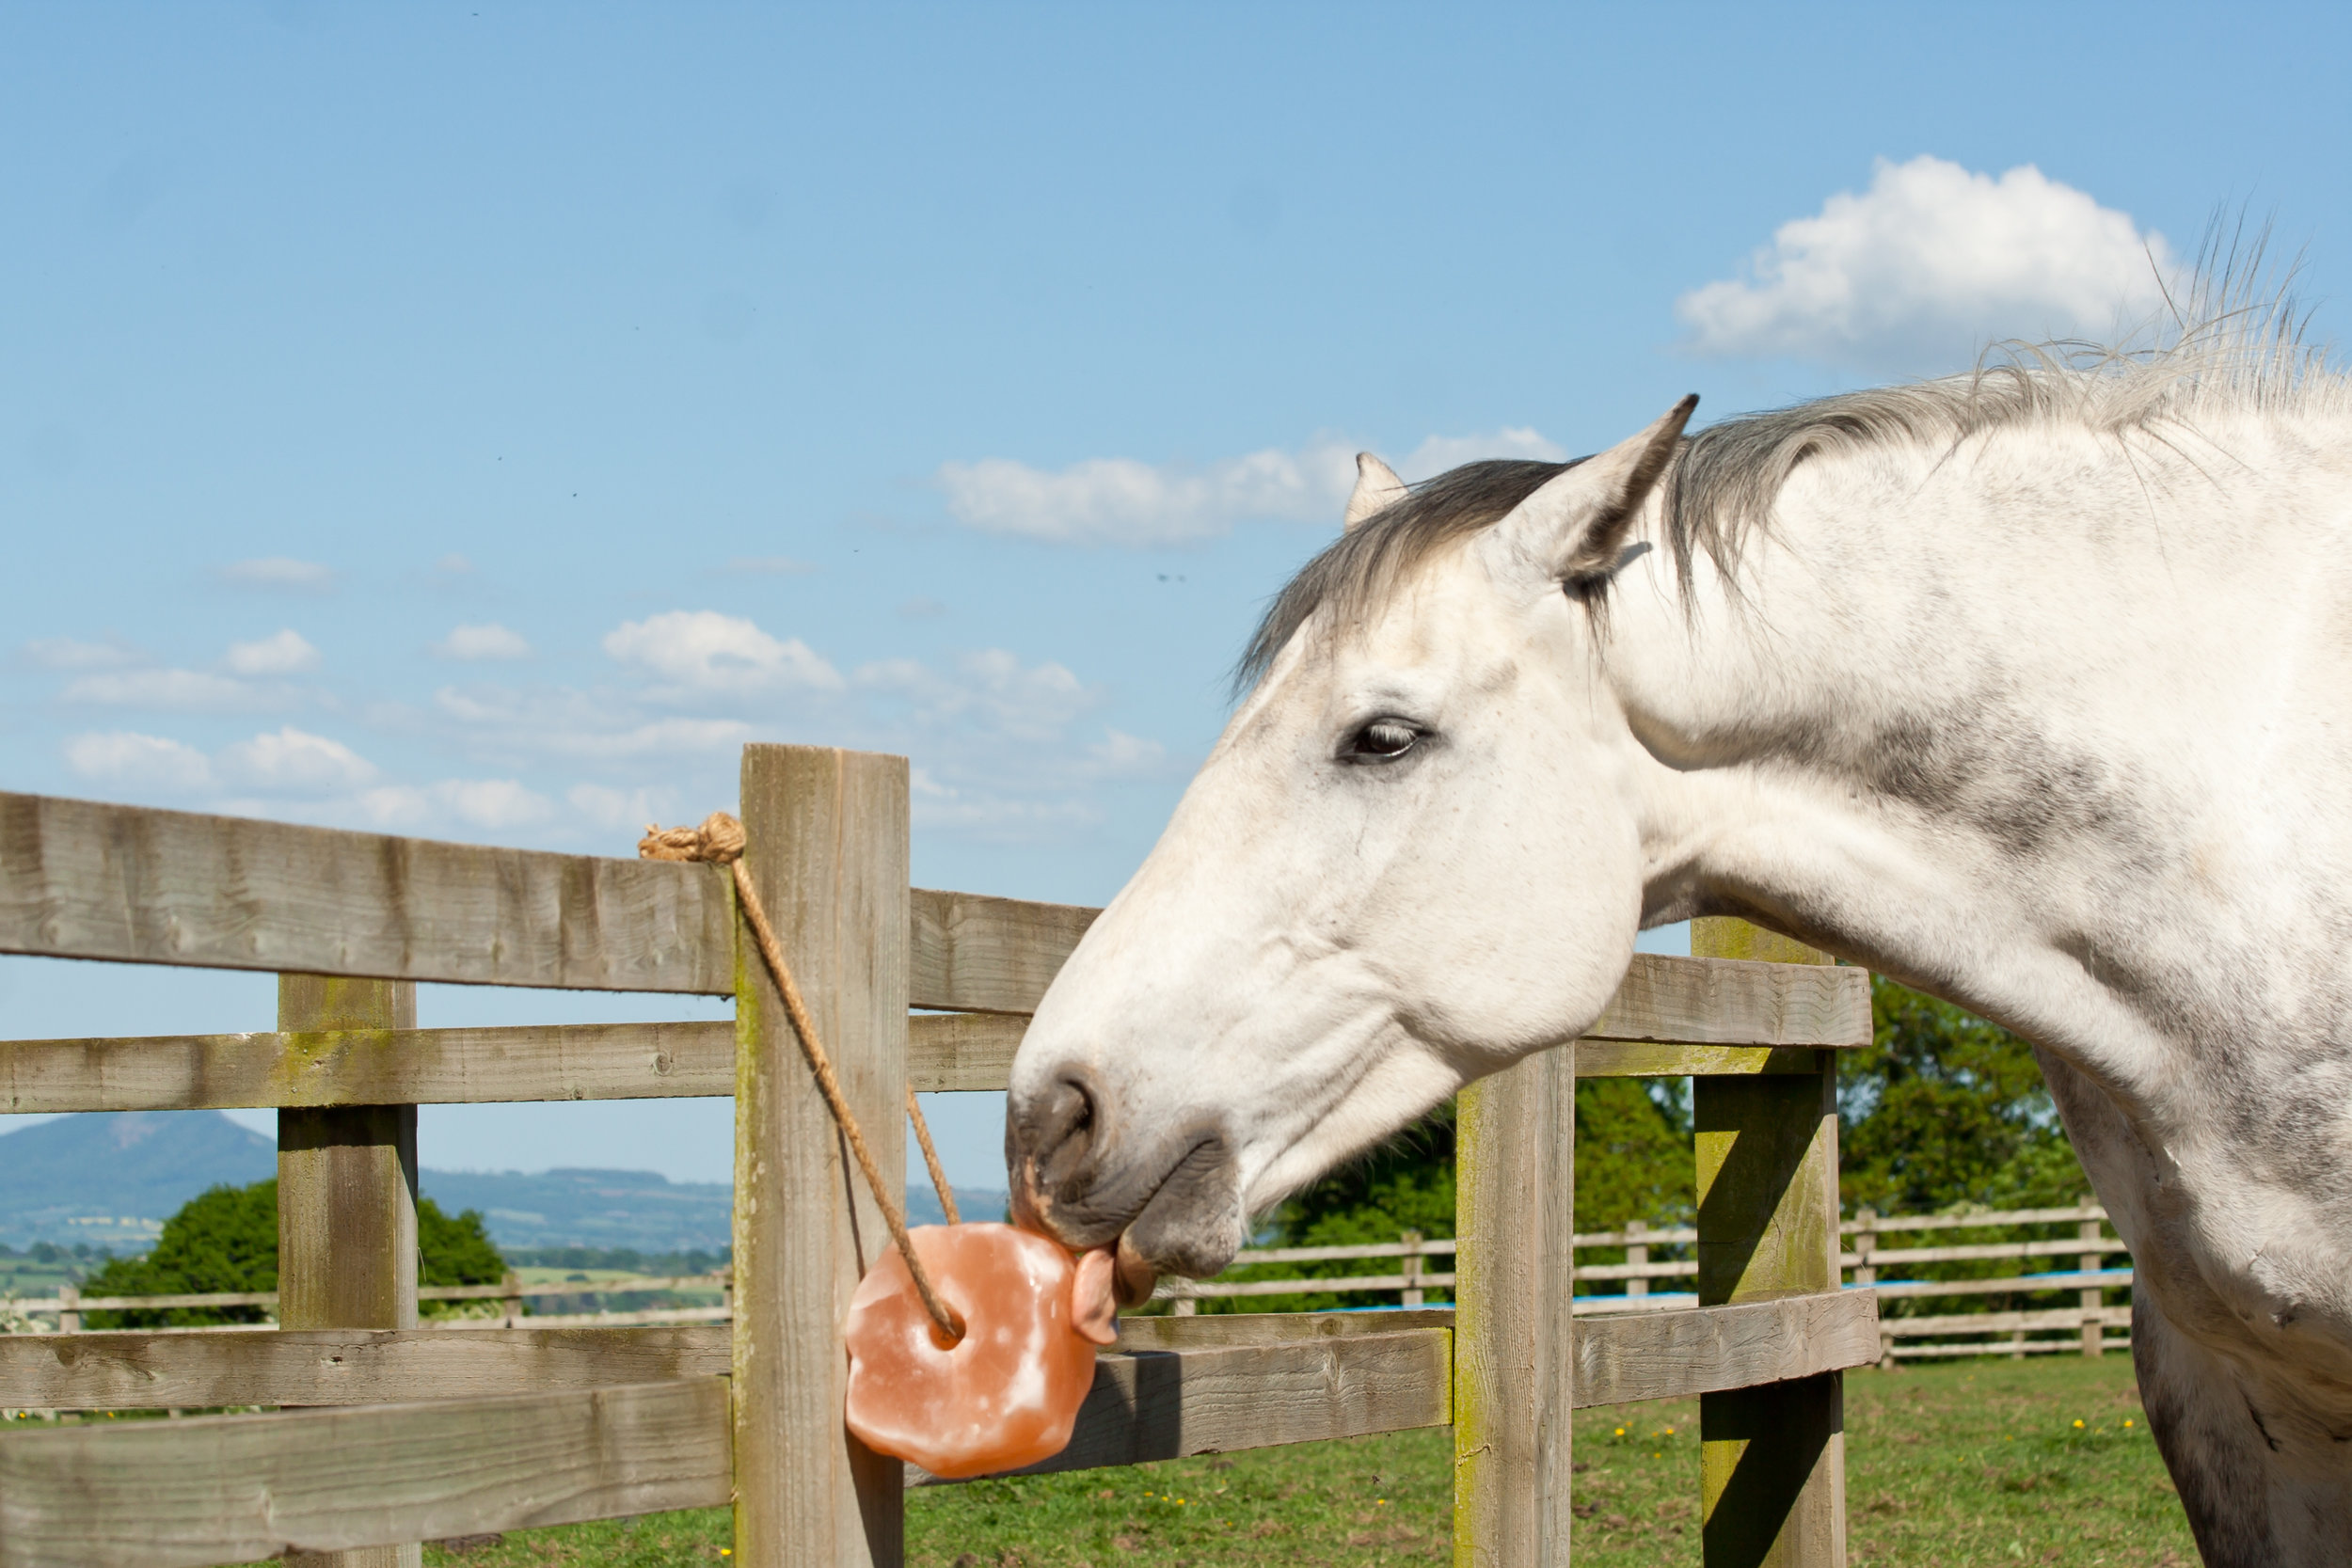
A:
[1006, 398, 1696, 1295]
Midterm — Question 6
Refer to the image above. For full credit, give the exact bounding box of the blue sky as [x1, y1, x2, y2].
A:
[4, 2, 2347, 1189]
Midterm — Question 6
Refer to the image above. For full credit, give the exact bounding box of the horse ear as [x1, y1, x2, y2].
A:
[1490, 396, 1697, 583]
[1343, 452, 1407, 531]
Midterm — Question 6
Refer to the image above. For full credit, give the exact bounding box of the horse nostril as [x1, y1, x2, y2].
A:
[1036, 1073, 1099, 1193]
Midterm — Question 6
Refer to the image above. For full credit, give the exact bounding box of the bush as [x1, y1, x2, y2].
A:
[83, 1180, 505, 1327]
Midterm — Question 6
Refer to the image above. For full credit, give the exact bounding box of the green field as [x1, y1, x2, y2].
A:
[414, 1354, 2195, 1567]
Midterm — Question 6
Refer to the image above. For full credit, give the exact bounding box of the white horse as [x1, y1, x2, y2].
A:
[1006, 311, 2352, 1564]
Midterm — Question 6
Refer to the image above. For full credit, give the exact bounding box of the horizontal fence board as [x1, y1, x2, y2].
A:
[1, 1011, 1018, 1112]
[0, 1326, 728, 1411]
[908, 1009, 1027, 1090]
[1586, 954, 1869, 1048]
[1845, 1205, 2106, 1235]
[909, 888, 1097, 1014]
[914, 1327, 1453, 1484]
[1873, 1271, 2131, 1300]
[1572, 1289, 1880, 1408]
[1892, 1338, 2131, 1360]
[0, 1377, 730, 1568]
[1167, 1273, 1461, 1300]
[1844, 1238, 2127, 1269]
[1880, 1307, 2133, 1338]
[0, 794, 734, 994]
[1109, 1310, 1458, 1352]
[0, 1022, 737, 1113]
[1575, 1042, 1836, 1077]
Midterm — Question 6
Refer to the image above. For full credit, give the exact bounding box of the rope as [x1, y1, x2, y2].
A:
[642, 812, 964, 1342]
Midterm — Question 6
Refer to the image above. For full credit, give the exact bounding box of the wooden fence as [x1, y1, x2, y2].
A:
[0, 745, 1878, 1567]
[1158, 1202, 2132, 1361]
[6, 1199, 2128, 1365]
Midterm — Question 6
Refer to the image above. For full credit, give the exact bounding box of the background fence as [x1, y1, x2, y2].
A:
[1, 1200, 2129, 1391]
[0, 746, 1881, 1567]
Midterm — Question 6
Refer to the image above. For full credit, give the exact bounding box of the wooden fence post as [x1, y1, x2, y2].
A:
[2079, 1196, 2102, 1358]
[1625, 1220, 1649, 1303]
[1401, 1231, 1425, 1308]
[733, 745, 910, 1568]
[278, 973, 420, 1568]
[1691, 919, 1845, 1568]
[1454, 1041, 1575, 1566]
[55, 1286, 77, 1337]
[1851, 1209, 1886, 1366]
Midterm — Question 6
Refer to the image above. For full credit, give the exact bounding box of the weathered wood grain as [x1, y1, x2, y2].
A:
[908, 888, 1096, 1014]
[1691, 918, 1847, 1568]
[276, 977, 418, 1340]
[276, 975, 421, 1568]
[0, 792, 735, 992]
[733, 746, 908, 1568]
[1573, 1291, 1879, 1409]
[0, 1012, 1029, 1113]
[1575, 1042, 1842, 1078]
[1108, 1309, 1457, 1352]
[0, 1326, 729, 1411]
[0, 1378, 731, 1568]
[0, 1022, 736, 1112]
[913, 1328, 1453, 1485]
[906, 1009, 1026, 1089]
[1454, 1042, 1576, 1566]
[1588, 954, 1868, 1048]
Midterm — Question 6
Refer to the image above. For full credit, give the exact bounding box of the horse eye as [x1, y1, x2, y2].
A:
[1344, 719, 1422, 762]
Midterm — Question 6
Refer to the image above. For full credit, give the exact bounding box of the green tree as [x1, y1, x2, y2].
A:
[84, 1179, 505, 1328]
[1839, 976, 2088, 1214]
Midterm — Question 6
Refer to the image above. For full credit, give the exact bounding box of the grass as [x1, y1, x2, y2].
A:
[403, 1354, 2192, 1567]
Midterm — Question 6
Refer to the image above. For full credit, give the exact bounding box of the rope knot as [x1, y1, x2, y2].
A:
[638, 812, 747, 865]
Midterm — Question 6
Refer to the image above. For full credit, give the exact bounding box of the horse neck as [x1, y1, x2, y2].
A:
[1612, 410, 2352, 1081]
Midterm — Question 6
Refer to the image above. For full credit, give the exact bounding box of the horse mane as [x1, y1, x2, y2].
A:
[1664, 274, 2344, 597]
[1239, 265, 2344, 692]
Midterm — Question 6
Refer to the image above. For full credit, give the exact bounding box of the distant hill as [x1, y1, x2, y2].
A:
[0, 1112, 273, 1250]
[0, 1112, 1004, 1254]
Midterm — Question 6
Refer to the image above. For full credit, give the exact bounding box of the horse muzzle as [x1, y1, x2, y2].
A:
[1005, 1063, 1246, 1302]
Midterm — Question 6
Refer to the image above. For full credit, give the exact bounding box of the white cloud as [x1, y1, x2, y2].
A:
[61, 668, 267, 711]
[937, 427, 1572, 547]
[1394, 427, 1565, 480]
[20, 637, 143, 671]
[218, 726, 377, 790]
[64, 731, 213, 791]
[1085, 729, 1169, 779]
[225, 629, 320, 675]
[219, 557, 337, 592]
[568, 783, 675, 833]
[857, 648, 1097, 742]
[603, 610, 843, 693]
[1677, 155, 2177, 371]
[937, 440, 1358, 546]
[358, 778, 553, 831]
[536, 717, 755, 760]
[434, 623, 532, 661]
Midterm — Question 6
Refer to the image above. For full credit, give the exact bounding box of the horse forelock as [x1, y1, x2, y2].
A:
[1234, 457, 1573, 693]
